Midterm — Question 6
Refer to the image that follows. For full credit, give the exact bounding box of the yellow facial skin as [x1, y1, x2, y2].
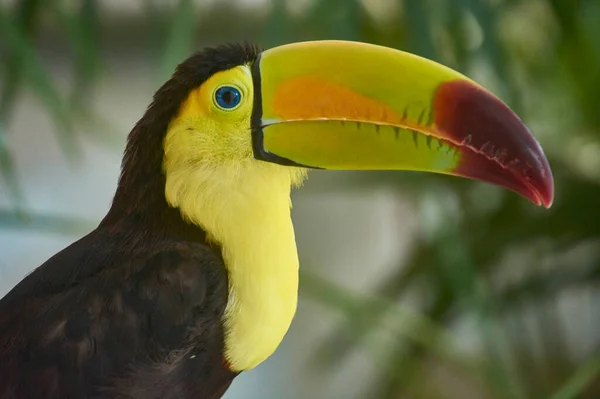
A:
[163, 65, 306, 372]
[167, 65, 255, 164]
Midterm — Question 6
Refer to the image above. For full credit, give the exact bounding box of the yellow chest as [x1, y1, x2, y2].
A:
[164, 158, 306, 371]
[220, 205, 300, 371]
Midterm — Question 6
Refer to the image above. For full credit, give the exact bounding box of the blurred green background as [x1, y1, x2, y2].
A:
[1, 0, 599, 398]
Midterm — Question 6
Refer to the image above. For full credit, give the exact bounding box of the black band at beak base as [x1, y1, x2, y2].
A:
[250, 53, 312, 168]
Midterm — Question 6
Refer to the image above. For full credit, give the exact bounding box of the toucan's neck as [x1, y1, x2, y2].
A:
[103, 101, 308, 371]
[163, 158, 306, 371]
[100, 64, 205, 237]
[101, 107, 208, 244]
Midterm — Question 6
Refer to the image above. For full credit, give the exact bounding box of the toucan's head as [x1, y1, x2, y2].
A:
[131, 40, 553, 221]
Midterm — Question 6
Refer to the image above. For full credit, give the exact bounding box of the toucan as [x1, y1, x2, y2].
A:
[0, 41, 553, 398]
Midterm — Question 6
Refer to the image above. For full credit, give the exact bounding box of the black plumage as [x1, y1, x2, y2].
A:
[0, 43, 260, 399]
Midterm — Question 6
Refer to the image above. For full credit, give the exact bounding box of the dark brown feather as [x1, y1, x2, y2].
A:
[0, 42, 261, 398]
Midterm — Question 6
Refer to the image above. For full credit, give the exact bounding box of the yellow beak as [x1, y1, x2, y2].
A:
[250, 40, 554, 208]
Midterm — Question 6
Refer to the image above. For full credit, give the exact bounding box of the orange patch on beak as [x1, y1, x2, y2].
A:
[272, 76, 405, 123]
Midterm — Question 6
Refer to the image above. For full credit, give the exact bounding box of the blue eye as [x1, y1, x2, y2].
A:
[215, 86, 242, 110]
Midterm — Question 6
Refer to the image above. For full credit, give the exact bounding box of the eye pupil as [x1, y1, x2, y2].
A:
[215, 86, 241, 109]
[222, 91, 234, 104]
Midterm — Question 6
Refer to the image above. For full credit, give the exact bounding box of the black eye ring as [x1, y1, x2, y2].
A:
[215, 86, 242, 110]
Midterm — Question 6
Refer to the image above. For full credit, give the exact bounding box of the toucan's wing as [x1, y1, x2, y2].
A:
[0, 238, 235, 399]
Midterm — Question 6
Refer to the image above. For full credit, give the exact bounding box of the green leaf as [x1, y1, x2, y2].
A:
[306, 0, 362, 41]
[550, 352, 600, 399]
[433, 224, 527, 399]
[0, 0, 43, 119]
[158, 0, 197, 83]
[260, 0, 289, 48]
[0, 209, 94, 236]
[0, 121, 24, 209]
[463, 0, 521, 109]
[301, 268, 480, 376]
[49, 0, 101, 110]
[312, 245, 429, 367]
[402, 0, 437, 60]
[0, 6, 80, 162]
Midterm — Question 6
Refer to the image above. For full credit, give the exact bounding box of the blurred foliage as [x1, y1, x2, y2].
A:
[1, 0, 599, 398]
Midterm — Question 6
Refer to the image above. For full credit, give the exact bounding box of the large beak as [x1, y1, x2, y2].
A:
[250, 41, 554, 208]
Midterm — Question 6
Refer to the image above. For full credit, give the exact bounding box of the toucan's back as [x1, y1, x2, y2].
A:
[0, 222, 237, 398]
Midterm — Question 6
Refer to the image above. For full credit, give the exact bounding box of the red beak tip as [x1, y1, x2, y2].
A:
[434, 79, 555, 210]
[528, 172, 554, 209]
[540, 187, 554, 209]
